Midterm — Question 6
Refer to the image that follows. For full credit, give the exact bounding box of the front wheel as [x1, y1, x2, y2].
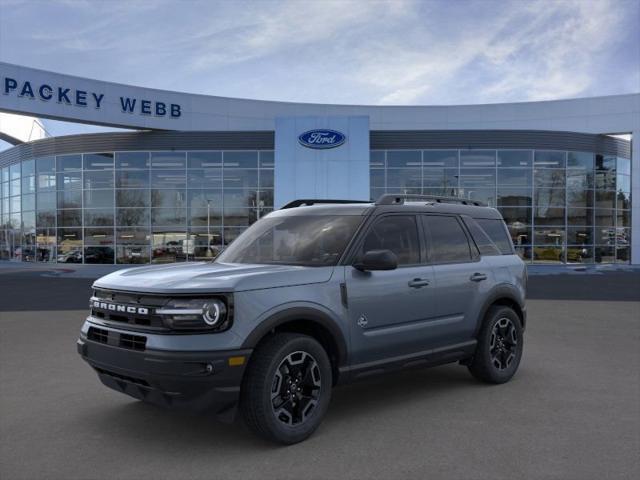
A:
[468, 306, 523, 384]
[240, 333, 332, 444]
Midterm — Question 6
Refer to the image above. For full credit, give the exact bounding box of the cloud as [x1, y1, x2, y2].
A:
[0, 0, 637, 107]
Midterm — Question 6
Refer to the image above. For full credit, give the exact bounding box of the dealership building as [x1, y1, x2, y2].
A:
[0, 62, 638, 265]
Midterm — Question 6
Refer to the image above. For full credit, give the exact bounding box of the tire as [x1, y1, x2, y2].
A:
[468, 306, 523, 384]
[240, 333, 332, 444]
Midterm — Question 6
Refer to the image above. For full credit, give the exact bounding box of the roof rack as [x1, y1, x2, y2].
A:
[375, 194, 486, 207]
[281, 199, 372, 209]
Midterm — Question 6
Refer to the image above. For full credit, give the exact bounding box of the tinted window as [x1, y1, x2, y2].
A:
[462, 217, 501, 256]
[361, 216, 420, 265]
[423, 215, 471, 263]
[476, 218, 514, 254]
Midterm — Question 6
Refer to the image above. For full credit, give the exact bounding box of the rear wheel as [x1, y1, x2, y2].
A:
[240, 333, 332, 444]
[468, 306, 523, 384]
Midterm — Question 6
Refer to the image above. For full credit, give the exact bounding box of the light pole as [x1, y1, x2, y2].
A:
[206, 199, 211, 258]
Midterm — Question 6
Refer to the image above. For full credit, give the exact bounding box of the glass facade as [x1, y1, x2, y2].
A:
[0, 147, 631, 265]
[370, 150, 632, 264]
[0, 150, 274, 264]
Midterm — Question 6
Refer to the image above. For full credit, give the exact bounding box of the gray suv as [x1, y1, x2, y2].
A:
[78, 194, 527, 444]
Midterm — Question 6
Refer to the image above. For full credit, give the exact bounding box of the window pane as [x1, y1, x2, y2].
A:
[83, 153, 114, 170]
[36, 210, 55, 228]
[595, 246, 615, 264]
[37, 192, 56, 211]
[595, 227, 616, 244]
[498, 188, 532, 207]
[534, 206, 565, 225]
[57, 190, 82, 209]
[117, 208, 150, 226]
[151, 170, 186, 188]
[533, 246, 564, 263]
[259, 170, 274, 189]
[223, 169, 258, 188]
[259, 151, 274, 168]
[498, 151, 532, 168]
[422, 168, 458, 190]
[57, 171, 82, 190]
[566, 169, 593, 189]
[84, 190, 114, 209]
[37, 174, 55, 191]
[566, 188, 593, 208]
[116, 228, 150, 245]
[21, 159, 35, 176]
[423, 215, 471, 263]
[616, 157, 630, 176]
[224, 151, 258, 168]
[84, 170, 114, 189]
[595, 209, 615, 227]
[460, 151, 495, 167]
[498, 169, 531, 186]
[534, 227, 565, 246]
[370, 151, 385, 168]
[188, 168, 222, 188]
[151, 189, 186, 208]
[84, 246, 114, 264]
[57, 209, 82, 227]
[150, 152, 185, 169]
[84, 209, 114, 226]
[534, 151, 565, 168]
[57, 154, 82, 171]
[460, 188, 496, 206]
[567, 208, 593, 226]
[534, 169, 565, 187]
[117, 189, 150, 208]
[567, 227, 593, 245]
[151, 208, 187, 226]
[386, 151, 421, 168]
[423, 150, 457, 168]
[187, 151, 222, 169]
[459, 168, 495, 187]
[596, 155, 616, 172]
[116, 246, 150, 264]
[36, 157, 55, 174]
[361, 216, 420, 265]
[224, 189, 258, 208]
[115, 152, 149, 169]
[567, 151, 594, 169]
[116, 170, 149, 188]
[476, 218, 513, 253]
[387, 169, 421, 189]
[188, 228, 223, 260]
[617, 210, 630, 228]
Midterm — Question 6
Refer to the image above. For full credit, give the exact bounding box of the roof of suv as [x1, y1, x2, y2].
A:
[270, 197, 503, 220]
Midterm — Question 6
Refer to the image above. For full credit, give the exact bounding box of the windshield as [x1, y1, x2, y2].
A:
[216, 215, 363, 266]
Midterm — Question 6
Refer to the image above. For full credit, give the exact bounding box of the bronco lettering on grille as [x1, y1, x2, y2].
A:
[92, 300, 149, 315]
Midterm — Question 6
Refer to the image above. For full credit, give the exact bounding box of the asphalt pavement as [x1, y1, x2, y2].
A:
[0, 269, 639, 479]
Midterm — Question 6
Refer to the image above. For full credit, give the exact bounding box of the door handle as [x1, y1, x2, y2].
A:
[470, 272, 488, 282]
[408, 278, 430, 288]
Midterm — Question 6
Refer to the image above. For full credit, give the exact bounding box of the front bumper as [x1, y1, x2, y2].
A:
[77, 333, 252, 417]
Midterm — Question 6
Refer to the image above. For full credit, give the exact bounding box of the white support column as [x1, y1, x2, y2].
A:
[631, 129, 639, 265]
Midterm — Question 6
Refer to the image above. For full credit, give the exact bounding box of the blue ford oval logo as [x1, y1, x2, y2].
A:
[298, 129, 346, 149]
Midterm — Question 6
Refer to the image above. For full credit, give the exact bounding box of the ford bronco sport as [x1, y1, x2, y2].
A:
[78, 194, 527, 444]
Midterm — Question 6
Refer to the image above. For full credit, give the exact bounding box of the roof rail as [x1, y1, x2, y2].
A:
[281, 199, 372, 209]
[375, 193, 486, 207]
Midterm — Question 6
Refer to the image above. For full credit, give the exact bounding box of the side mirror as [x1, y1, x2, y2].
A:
[353, 249, 398, 271]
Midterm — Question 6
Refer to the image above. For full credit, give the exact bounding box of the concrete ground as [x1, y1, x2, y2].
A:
[0, 269, 639, 480]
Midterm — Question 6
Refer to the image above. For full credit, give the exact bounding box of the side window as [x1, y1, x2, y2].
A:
[360, 215, 420, 265]
[462, 216, 501, 256]
[476, 218, 514, 254]
[423, 215, 472, 263]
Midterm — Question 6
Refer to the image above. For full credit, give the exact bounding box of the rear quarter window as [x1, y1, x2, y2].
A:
[475, 218, 514, 254]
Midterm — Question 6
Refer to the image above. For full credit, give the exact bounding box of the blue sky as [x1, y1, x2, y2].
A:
[0, 0, 638, 142]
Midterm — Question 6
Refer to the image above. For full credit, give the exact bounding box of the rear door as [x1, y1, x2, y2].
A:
[345, 214, 437, 364]
[421, 214, 493, 346]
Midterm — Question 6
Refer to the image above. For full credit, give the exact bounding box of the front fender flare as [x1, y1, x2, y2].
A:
[240, 305, 348, 367]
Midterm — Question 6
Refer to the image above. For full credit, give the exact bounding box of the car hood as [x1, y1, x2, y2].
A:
[93, 262, 335, 294]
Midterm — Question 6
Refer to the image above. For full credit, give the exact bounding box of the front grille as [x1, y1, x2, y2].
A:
[86, 326, 147, 351]
[90, 289, 168, 330]
[88, 327, 108, 344]
[119, 333, 146, 351]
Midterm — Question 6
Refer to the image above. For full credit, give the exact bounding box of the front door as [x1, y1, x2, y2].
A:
[345, 215, 437, 365]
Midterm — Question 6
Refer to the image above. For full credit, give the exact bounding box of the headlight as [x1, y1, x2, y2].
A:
[156, 297, 230, 331]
